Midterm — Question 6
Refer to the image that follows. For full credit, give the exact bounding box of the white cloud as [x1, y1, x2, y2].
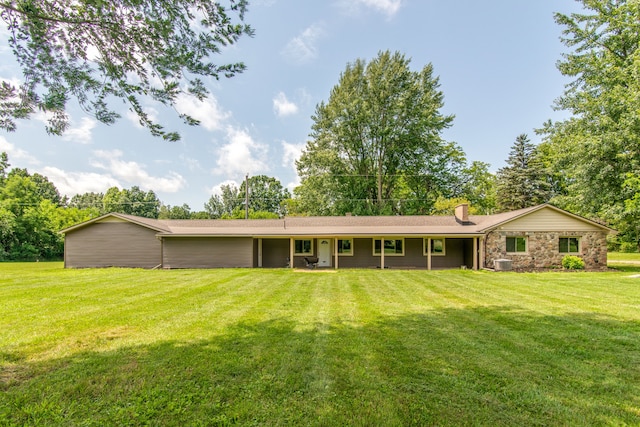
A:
[338, 0, 403, 18]
[0, 136, 40, 165]
[281, 141, 305, 195]
[209, 179, 241, 196]
[273, 92, 299, 117]
[91, 149, 186, 193]
[285, 176, 301, 196]
[212, 127, 268, 177]
[175, 93, 230, 131]
[179, 154, 203, 172]
[282, 23, 325, 64]
[41, 166, 121, 197]
[281, 141, 305, 169]
[62, 117, 97, 144]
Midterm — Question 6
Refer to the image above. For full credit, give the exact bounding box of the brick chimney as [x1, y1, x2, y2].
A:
[455, 203, 469, 224]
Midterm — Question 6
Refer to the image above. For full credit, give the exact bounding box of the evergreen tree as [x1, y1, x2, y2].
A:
[496, 134, 550, 211]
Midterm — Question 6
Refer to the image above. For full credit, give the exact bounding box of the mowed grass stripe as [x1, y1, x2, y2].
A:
[1, 263, 640, 425]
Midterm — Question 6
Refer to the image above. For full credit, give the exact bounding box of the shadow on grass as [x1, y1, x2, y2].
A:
[2, 307, 639, 426]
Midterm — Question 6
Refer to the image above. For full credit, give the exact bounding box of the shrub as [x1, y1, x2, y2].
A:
[619, 242, 638, 253]
[562, 255, 585, 270]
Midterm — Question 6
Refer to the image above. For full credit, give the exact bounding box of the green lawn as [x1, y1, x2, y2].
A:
[1, 261, 640, 426]
[608, 251, 640, 262]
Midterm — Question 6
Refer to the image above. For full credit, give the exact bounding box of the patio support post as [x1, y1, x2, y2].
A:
[289, 237, 294, 269]
[427, 237, 432, 271]
[257, 238, 263, 268]
[473, 237, 478, 270]
[334, 238, 339, 269]
[479, 236, 485, 270]
[380, 238, 385, 269]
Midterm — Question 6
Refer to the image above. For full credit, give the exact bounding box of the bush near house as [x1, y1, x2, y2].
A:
[562, 255, 585, 270]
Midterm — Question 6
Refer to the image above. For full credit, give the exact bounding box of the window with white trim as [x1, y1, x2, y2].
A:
[559, 237, 580, 253]
[294, 239, 313, 255]
[423, 238, 446, 256]
[373, 239, 404, 256]
[506, 236, 527, 253]
[337, 239, 353, 256]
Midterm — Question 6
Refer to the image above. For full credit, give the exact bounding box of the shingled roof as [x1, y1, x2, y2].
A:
[61, 204, 613, 237]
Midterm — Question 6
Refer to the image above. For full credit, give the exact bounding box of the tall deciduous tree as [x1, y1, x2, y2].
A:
[204, 176, 290, 218]
[239, 175, 291, 216]
[0, 0, 252, 140]
[69, 192, 105, 212]
[496, 134, 550, 211]
[540, 0, 640, 237]
[204, 183, 241, 218]
[159, 203, 192, 219]
[296, 50, 456, 215]
[102, 186, 160, 218]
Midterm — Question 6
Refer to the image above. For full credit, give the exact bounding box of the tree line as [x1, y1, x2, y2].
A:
[0, 157, 296, 260]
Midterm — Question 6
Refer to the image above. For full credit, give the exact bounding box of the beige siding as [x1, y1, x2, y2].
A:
[65, 223, 161, 268]
[499, 207, 602, 232]
[163, 237, 253, 268]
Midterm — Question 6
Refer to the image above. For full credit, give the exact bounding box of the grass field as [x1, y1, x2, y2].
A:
[1, 259, 640, 426]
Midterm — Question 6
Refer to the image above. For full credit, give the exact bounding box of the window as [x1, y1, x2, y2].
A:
[424, 238, 446, 256]
[294, 239, 313, 255]
[506, 236, 527, 253]
[559, 237, 580, 253]
[337, 239, 353, 256]
[373, 238, 404, 256]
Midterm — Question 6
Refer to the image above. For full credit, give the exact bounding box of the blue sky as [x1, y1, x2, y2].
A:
[0, 0, 582, 210]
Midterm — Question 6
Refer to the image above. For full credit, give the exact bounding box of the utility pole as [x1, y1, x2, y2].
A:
[245, 173, 249, 219]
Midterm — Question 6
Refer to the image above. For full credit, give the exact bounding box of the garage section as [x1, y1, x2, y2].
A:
[64, 221, 161, 268]
[162, 237, 253, 268]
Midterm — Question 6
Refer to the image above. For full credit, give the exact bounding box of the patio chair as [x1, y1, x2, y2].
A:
[304, 256, 319, 269]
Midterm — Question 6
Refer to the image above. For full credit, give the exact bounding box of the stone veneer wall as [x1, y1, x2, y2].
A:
[484, 230, 608, 270]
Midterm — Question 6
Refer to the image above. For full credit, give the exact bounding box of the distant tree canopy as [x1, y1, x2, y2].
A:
[103, 186, 160, 218]
[296, 50, 466, 216]
[205, 175, 290, 218]
[0, 0, 253, 140]
[540, 0, 640, 248]
[0, 153, 98, 260]
[159, 203, 192, 220]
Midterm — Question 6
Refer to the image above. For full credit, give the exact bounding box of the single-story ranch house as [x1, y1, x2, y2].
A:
[61, 204, 612, 270]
